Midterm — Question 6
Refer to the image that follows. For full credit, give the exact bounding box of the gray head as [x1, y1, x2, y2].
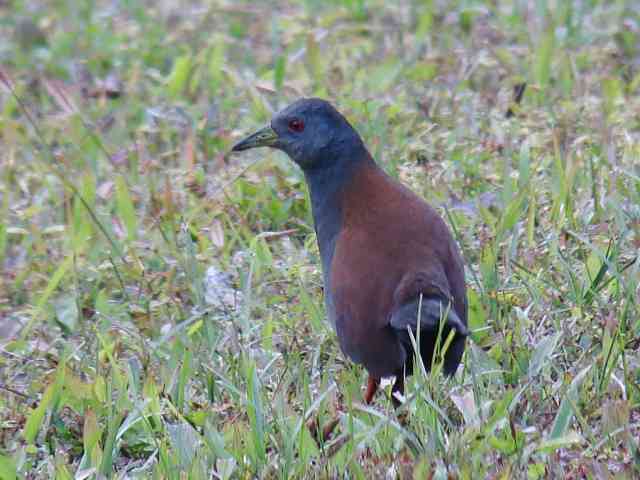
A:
[231, 98, 364, 170]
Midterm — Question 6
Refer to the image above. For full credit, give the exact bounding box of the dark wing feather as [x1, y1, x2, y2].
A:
[389, 270, 468, 375]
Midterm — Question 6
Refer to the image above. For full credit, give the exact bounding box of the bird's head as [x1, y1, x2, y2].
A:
[232, 98, 363, 170]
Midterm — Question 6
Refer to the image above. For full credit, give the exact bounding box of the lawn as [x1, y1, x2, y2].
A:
[0, 0, 639, 478]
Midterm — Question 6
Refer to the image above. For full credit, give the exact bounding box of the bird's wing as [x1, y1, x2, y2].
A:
[389, 269, 468, 337]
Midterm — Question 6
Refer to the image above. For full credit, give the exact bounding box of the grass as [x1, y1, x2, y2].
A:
[0, 0, 639, 478]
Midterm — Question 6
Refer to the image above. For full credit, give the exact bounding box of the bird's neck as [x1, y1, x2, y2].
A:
[304, 149, 375, 271]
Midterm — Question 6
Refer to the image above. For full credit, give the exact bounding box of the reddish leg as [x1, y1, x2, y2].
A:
[310, 375, 380, 446]
[364, 376, 380, 404]
[307, 415, 340, 445]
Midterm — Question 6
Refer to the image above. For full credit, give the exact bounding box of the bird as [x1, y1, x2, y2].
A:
[232, 98, 468, 407]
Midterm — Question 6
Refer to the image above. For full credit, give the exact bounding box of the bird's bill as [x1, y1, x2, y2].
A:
[231, 126, 279, 151]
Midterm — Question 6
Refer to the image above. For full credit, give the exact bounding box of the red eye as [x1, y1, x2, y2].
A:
[288, 118, 305, 132]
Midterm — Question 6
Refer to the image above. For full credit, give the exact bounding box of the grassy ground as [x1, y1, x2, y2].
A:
[1, 0, 639, 478]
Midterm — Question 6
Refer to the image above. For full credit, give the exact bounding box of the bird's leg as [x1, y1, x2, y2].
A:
[306, 415, 340, 445]
[391, 374, 404, 409]
[391, 373, 410, 425]
[309, 375, 380, 446]
[364, 376, 380, 404]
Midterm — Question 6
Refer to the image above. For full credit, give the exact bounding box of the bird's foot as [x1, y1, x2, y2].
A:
[306, 415, 340, 446]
